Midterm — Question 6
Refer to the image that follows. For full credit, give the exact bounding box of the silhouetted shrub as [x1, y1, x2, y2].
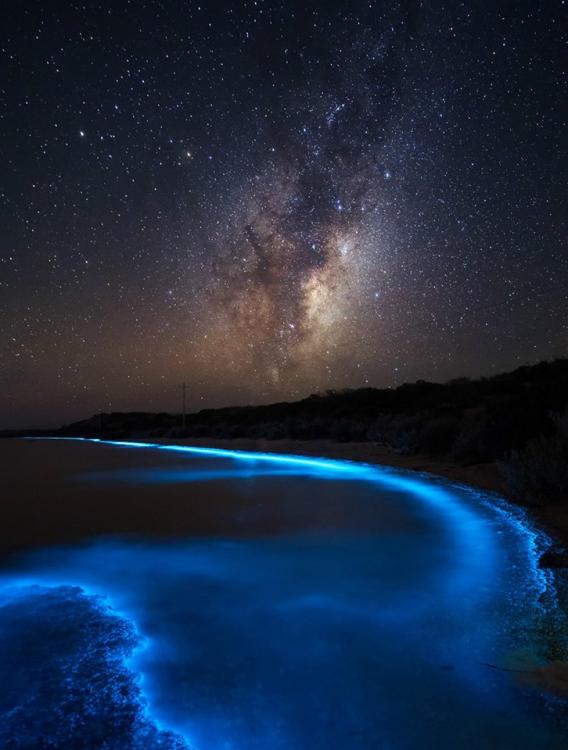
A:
[249, 422, 287, 439]
[286, 417, 329, 440]
[329, 419, 367, 442]
[212, 422, 240, 438]
[499, 412, 568, 505]
[366, 414, 393, 443]
[418, 416, 460, 456]
[451, 408, 489, 463]
[387, 414, 422, 454]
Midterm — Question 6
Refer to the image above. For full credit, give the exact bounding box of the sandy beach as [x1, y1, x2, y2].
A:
[3, 436, 567, 561]
[152, 437, 568, 559]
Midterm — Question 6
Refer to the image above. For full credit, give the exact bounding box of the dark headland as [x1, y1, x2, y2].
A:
[3, 359, 568, 700]
[6, 358, 568, 563]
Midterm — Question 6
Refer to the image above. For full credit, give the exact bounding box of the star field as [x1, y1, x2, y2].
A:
[1, 1, 566, 427]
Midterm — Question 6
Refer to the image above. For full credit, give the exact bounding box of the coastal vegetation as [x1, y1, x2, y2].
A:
[50, 359, 568, 506]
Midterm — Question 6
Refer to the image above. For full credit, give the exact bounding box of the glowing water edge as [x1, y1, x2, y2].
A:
[1, 439, 567, 748]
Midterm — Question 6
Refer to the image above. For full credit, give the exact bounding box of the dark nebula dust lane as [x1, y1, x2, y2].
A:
[1, 1, 566, 427]
[0, 440, 567, 749]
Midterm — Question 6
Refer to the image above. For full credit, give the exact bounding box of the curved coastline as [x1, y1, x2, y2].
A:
[20, 435, 559, 605]
[3, 436, 566, 745]
[29, 435, 560, 578]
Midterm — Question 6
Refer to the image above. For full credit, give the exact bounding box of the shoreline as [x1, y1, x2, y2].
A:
[4, 434, 568, 697]
[156, 436, 568, 684]
[153, 436, 568, 562]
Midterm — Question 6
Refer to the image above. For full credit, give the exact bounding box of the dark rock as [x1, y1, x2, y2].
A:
[539, 548, 568, 569]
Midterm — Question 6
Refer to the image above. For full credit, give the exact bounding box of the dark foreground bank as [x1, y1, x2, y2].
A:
[22, 359, 564, 518]
[9, 359, 564, 562]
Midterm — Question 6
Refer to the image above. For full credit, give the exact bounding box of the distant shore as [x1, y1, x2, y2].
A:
[157, 436, 568, 563]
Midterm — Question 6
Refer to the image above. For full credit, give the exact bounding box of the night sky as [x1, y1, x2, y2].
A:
[1, 1, 566, 428]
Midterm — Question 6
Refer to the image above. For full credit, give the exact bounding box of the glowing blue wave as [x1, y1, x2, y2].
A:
[6, 436, 561, 748]
[32, 436, 551, 597]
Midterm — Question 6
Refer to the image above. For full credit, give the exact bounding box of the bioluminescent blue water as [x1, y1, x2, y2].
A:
[1, 438, 566, 748]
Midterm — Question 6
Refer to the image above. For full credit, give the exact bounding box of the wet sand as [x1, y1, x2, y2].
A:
[2, 436, 567, 559]
[155, 437, 568, 555]
[0, 438, 430, 557]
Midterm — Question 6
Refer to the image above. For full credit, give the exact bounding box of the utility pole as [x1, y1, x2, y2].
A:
[179, 382, 187, 431]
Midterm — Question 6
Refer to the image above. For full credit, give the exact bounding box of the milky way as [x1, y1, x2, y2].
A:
[1, 1, 566, 426]
[195, 9, 419, 392]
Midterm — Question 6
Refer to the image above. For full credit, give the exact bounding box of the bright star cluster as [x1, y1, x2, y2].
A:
[0, 1, 566, 427]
